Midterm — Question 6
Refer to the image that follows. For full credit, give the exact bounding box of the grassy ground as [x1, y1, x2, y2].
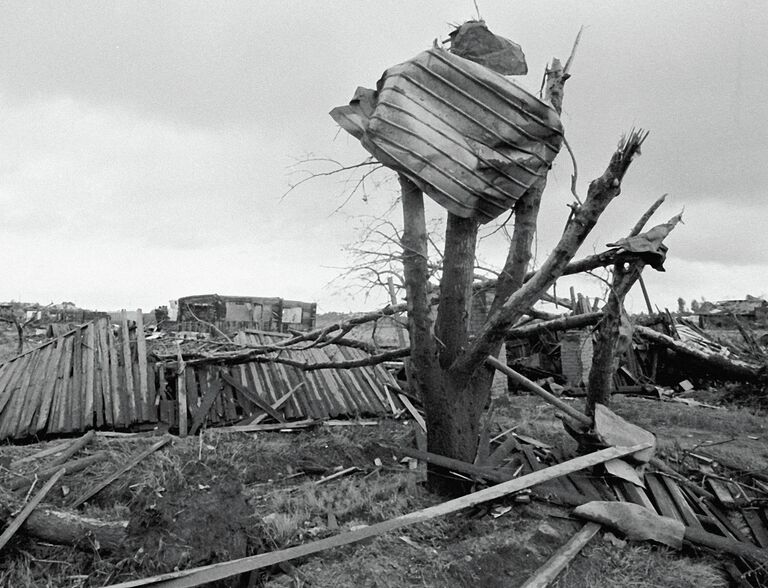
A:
[2, 386, 761, 587]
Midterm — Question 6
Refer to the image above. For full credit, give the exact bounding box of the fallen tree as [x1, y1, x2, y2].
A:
[635, 324, 766, 382]
[0, 496, 127, 552]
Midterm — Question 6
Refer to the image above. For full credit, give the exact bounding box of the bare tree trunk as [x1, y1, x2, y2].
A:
[399, 176, 454, 493]
[586, 262, 643, 414]
[587, 193, 667, 414]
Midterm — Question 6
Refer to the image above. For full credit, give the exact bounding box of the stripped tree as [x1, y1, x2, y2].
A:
[327, 21, 661, 496]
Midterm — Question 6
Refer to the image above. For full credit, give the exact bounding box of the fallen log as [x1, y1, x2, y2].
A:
[0, 495, 127, 552]
[506, 312, 603, 340]
[9, 451, 110, 492]
[635, 325, 765, 382]
[0, 468, 65, 551]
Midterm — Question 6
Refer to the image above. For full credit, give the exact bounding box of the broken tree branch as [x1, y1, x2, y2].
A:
[455, 129, 649, 377]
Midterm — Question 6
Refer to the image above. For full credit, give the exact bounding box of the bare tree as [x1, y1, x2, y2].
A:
[304, 23, 672, 496]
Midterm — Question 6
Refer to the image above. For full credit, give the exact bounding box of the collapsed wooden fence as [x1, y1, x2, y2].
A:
[0, 312, 155, 439]
[0, 316, 401, 441]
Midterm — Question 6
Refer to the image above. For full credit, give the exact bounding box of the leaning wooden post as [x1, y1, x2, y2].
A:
[176, 344, 188, 437]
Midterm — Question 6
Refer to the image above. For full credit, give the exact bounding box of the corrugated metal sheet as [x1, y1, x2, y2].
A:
[331, 46, 563, 223]
[226, 331, 401, 420]
[0, 315, 155, 440]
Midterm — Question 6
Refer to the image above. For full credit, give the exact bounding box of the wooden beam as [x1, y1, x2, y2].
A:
[135, 309, 150, 421]
[102, 443, 651, 588]
[220, 371, 285, 423]
[520, 522, 601, 588]
[10, 452, 109, 492]
[486, 356, 591, 427]
[397, 393, 426, 432]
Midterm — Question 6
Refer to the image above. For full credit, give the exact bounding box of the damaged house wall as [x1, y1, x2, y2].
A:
[176, 294, 317, 335]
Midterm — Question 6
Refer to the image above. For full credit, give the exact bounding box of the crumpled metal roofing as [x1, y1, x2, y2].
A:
[229, 331, 401, 419]
[331, 46, 563, 223]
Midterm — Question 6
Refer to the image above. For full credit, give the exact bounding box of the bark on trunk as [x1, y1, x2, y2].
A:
[587, 263, 643, 414]
[0, 498, 127, 552]
[587, 193, 669, 414]
[399, 176, 455, 494]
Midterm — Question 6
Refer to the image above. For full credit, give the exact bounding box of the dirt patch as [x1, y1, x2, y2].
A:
[119, 461, 263, 583]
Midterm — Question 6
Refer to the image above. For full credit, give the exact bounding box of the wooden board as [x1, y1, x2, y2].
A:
[134, 309, 150, 422]
[35, 337, 65, 434]
[520, 522, 601, 588]
[70, 327, 83, 431]
[54, 336, 75, 434]
[15, 344, 54, 438]
[177, 365, 188, 437]
[0, 350, 40, 439]
[188, 371, 223, 435]
[107, 325, 124, 427]
[659, 473, 703, 529]
[743, 509, 768, 548]
[645, 473, 684, 521]
[119, 311, 136, 423]
[96, 319, 112, 426]
[84, 323, 96, 428]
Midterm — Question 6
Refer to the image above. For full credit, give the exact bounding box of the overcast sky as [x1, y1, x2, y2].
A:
[1, 1, 767, 315]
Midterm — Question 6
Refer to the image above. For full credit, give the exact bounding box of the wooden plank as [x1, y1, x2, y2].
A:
[107, 325, 123, 427]
[520, 522, 601, 588]
[220, 371, 285, 423]
[96, 319, 112, 426]
[201, 368, 220, 424]
[51, 336, 74, 434]
[184, 364, 198, 422]
[71, 437, 171, 507]
[177, 360, 188, 438]
[743, 509, 768, 548]
[0, 353, 33, 433]
[84, 323, 96, 428]
[146, 360, 157, 422]
[219, 377, 238, 422]
[645, 473, 684, 521]
[215, 419, 319, 433]
[93, 324, 105, 428]
[15, 344, 54, 438]
[0, 468, 66, 552]
[157, 364, 168, 404]
[521, 445, 575, 501]
[70, 327, 83, 431]
[398, 393, 425, 432]
[659, 473, 703, 529]
[188, 373, 222, 435]
[243, 387, 301, 426]
[1, 350, 40, 439]
[119, 311, 136, 423]
[103, 444, 651, 588]
[616, 480, 655, 510]
[34, 337, 65, 434]
[134, 309, 150, 422]
[704, 467, 738, 508]
[232, 364, 255, 416]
